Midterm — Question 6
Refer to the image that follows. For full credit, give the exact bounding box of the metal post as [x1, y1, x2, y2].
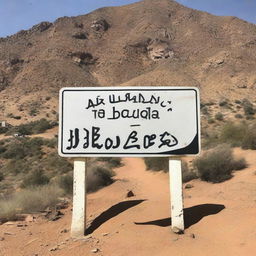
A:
[71, 158, 87, 237]
[169, 158, 184, 233]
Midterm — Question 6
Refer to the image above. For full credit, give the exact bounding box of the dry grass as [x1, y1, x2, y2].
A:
[0, 185, 62, 221]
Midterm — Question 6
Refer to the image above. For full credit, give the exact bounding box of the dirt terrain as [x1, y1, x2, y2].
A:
[1, 0, 256, 255]
[1, 0, 256, 125]
[0, 149, 255, 256]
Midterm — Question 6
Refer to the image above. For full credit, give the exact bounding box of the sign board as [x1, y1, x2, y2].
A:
[58, 87, 200, 157]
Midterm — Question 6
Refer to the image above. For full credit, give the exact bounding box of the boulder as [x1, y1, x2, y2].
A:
[91, 19, 109, 31]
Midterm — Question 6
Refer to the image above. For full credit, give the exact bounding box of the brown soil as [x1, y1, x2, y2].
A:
[1, 149, 256, 256]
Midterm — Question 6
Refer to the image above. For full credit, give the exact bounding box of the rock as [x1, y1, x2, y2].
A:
[147, 39, 174, 61]
[70, 52, 95, 65]
[60, 229, 69, 233]
[3, 221, 16, 225]
[25, 215, 35, 222]
[31, 22, 52, 32]
[4, 232, 15, 235]
[56, 200, 69, 210]
[189, 233, 196, 239]
[45, 210, 64, 221]
[172, 227, 184, 234]
[237, 84, 247, 89]
[49, 246, 59, 252]
[91, 248, 99, 253]
[17, 223, 28, 227]
[102, 232, 109, 236]
[185, 184, 193, 189]
[91, 19, 109, 31]
[126, 190, 135, 198]
[72, 32, 88, 40]
[0, 237, 4, 241]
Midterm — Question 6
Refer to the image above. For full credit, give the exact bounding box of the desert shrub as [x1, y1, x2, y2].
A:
[193, 145, 246, 183]
[0, 185, 62, 221]
[143, 158, 195, 182]
[0, 172, 4, 181]
[43, 138, 57, 148]
[0, 145, 6, 154]
[21, 169, 50, 188]
[219, 122, 247, 147]
[0, 126, 8, 134]
[7, 119, 55, 135]
[87, 166, 115, 192]
[242, 99, 255, 116]
[28, 101, 41, 116]
[144, 157, 168, 172]
[182, 161, 198, 182]
[2, 137, 44, 160]
[7, 113, 21, 119]
[219, 100, 228, 107]
[208, 118, 215, 124]
[58, 174, 73, 195]
[201, 106, 208, 115]
[1, 159, 31, 175]
[96, 157, 123, 168]
[43, 153, 72, 174]
[235, 114, 243, 119]
[215, 112, 224, 121]
[241, 124, 256, 149]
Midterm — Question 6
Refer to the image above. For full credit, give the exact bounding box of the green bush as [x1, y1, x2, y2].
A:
[219, 122, 247, 147]
[208, 118, 215, 124]
[2, 137, 44, 160]
[235, 114, 243, 119]
[241, 124, 256, 149]
[193, 145, 247, 183]
[6, 119, 55, 135]
[215, 112, 224, 121]
[21, 169, 50, 188]
[58, 174, 73, 195]
[242, 99, 255, 116]
[1, 159, 31, 175]
[143, 158, 196, 182]
[144, 158, 168, 172]
[182, 161, 198, 183]
[219, 100, 228, 107]
[96, 157, 123, 168]
[43, 153, 72, 174]
[0, 126, 8, 134]
[87, 166, 115, 192]
[0, 172, 4, 181]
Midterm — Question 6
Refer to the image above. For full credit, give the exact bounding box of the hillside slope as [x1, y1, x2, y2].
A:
[1, 0, 256, 123]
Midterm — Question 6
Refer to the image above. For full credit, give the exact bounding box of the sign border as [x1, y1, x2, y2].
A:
[58, 87, 200, 157]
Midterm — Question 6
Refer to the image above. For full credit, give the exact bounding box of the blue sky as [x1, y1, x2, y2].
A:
[0, 0, 255, 38]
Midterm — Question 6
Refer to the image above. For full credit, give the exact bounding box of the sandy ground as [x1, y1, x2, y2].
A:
[0, 148, 256, 256]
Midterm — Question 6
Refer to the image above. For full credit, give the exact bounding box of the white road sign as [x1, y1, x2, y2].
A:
[58, 87, 200, 157]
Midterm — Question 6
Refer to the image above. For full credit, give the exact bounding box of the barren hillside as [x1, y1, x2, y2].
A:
[1, 0, 256, 124]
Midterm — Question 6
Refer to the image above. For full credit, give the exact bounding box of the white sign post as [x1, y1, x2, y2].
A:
[71, 158, 87, 237]
[59, 87, 200, 237]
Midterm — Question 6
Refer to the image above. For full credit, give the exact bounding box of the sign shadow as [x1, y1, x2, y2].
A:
[134, 204, 225, 229]
[85, 199, 146, 235]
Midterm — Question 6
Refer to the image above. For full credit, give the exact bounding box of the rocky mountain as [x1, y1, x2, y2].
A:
[1, 0, 256, 122]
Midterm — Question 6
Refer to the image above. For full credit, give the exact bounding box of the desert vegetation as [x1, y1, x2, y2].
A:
[143, 158, 198, 183]
[193, 145, 247, 183]
[0, 134, 122, 222]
